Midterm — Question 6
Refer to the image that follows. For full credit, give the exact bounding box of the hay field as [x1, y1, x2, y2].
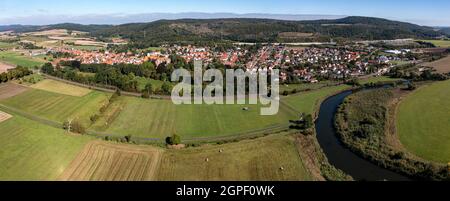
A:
[59, 135, 312, 181]
[157, 135, 312, 181]
[59, 141, 163, 181]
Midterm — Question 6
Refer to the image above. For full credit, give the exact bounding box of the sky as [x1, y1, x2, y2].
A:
[0, 0, 449, 26]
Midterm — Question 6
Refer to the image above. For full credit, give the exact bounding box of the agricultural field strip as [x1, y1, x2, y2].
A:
[59, 141, 162, 181]
[30, 79, 92, 97]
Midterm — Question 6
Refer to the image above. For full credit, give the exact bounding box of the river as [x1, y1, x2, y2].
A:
[315, 90, 410, 181]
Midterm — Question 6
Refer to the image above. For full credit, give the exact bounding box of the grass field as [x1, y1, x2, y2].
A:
[0, 51, 45, 68]
[59, 141, 163, 181]
[92, 96, 297, 139]
[280, 80, 340, 93]
[283, 85, 351, 115]
[420, 40, 450, 48]
[157, 134, 312, 181]
[0, 89, 109, 127]
[31, 79, 92, 97]
[91, 84, 351, 139]
[0, 42, 17, 49]
[358, 76, 401, 85]
[0, 115, 92, 180]
[397, 80, 450, 163]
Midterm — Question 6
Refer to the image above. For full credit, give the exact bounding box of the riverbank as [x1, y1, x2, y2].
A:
[335, 87, 449, 180]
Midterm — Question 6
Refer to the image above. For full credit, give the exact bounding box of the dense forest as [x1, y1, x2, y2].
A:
[2, 17, 447, 47]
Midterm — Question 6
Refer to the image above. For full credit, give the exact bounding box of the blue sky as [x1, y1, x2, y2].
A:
[1, 0, 449, 26]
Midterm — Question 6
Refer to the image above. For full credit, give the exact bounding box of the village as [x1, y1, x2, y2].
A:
[45, 43, 416, 83]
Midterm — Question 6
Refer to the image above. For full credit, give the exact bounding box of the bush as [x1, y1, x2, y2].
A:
[166, 134, 181, 145]
[124, 135, 133, 143]
[90, 114, 100, 123]
[142, 91, 150, 99]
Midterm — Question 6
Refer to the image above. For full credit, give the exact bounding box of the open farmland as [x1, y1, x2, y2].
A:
[0, 88, 109, 127]
[0, 51, 45, 68]
[31, 79, 92, 97]
[157, 135, 312, 181]
[397, 80, 450, 163]
[59, 141, 163, 181]
[91, 96, 297, 139]
[423, 55, 450, 74]
[0, 115, 92, 180]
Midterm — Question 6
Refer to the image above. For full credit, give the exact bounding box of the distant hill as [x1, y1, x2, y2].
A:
[439, 27, 450, 35]
[1, 16, 447, 46]
[90, 17, 447, 46]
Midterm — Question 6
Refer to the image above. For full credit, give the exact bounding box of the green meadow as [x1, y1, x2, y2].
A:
[283, 85, 351, 115]
[0, 115, 91, 180]
[397, 80, 450, 163]
[92, 96, 298, 139]
[0, 51, 45, 68]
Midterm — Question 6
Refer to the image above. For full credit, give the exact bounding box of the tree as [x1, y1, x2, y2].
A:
[41, 63, 54, 75]
[166, 134, 181, 145]
[161, 82, 172, 94]
[303, 114, 314, 129]
[144, 82, 153, 94]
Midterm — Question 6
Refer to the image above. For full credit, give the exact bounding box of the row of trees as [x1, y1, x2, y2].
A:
[0, 66, 33, 83]
[42, 62, 174, 94]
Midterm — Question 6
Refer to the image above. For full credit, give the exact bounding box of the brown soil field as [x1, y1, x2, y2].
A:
[59, 141, 163, 181]
[0, 62, 15, 73]
[424, 56, 450, 74]
[0, 83, 28, 100]
[0, 111, 12, 123]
